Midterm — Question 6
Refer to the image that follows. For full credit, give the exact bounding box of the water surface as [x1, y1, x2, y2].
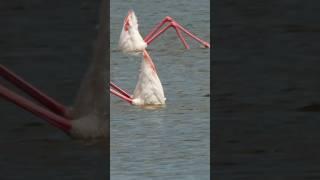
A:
[110, 0, 210, 179]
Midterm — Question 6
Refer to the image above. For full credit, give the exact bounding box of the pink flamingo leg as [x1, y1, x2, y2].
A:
[110, 88, 132, 104]
[144, 16, 172, 42]
[0, 84, 71, 132]
[109, 51, 157, 104]
[144, 16, 210, 48]
[145, 23, 172, 45]
[0, 65, 68, 117]
[110, 82, 131, 98]
[173, 24, 190, 49]
[111, 15, 211, 104]
[145, 21, 191, 49]
[175, 23, 210, 48]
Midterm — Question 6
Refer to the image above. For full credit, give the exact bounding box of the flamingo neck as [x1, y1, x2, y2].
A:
[143, 50, 157, 73]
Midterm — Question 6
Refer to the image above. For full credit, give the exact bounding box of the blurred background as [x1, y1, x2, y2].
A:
[0, 0, 107, 179]
[213, 0, 320, 179]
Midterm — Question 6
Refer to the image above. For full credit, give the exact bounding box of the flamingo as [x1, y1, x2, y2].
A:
[0, 5, 209, 137]
[113, 10, 165, 106]
[110, 9, 210, 105]
[118, 10, 147, 55]
[0, 0, 108, 139]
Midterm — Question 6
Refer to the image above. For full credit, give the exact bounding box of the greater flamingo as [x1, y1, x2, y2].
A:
[110, 10, 210, 105]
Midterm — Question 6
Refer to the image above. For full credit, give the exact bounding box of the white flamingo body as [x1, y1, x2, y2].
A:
[132, 51, 166, 105]
[117, 10, 166, 106]
[118, 10, 147, 55]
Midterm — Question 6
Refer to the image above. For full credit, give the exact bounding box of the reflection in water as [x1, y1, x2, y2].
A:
[138, 104, 166, 110]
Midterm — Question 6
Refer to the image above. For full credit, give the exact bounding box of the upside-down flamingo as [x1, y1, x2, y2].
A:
[110, 9, 210, 105]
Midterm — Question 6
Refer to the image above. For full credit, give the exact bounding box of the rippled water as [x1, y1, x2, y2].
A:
[110, 0, 210, 179]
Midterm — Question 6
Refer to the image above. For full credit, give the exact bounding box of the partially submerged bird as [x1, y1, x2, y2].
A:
[118, 10, 147, 55]
[116, 10, 166, 106]
[112, 9, 211, 106]
[131, 50, 166, 105]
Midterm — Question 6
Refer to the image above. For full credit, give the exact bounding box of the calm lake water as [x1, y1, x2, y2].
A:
[110, 0, 210, 179]
[0, 1, 107, 179]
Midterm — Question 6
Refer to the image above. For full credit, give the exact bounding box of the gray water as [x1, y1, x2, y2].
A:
[110, 0, 210, 179]
[0, 1, 107, 179]
[213, 0, 320, 179]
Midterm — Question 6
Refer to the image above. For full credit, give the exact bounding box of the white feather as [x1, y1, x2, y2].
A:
[118, 10, 147, 55]
[132, 51, 166, 105]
